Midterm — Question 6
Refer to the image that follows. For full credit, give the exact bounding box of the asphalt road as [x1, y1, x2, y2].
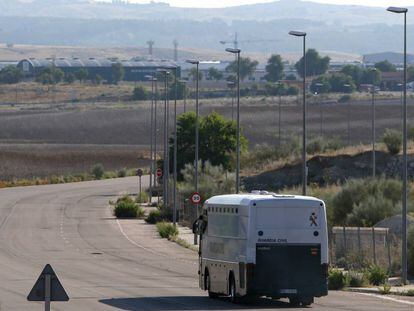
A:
[0, 177, 412, 310]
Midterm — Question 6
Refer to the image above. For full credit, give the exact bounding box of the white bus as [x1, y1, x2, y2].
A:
[193, 191, 328, 306]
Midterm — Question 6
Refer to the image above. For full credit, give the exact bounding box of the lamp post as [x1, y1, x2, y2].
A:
[225, 48, 241, 194]
[315, 83, 324, 138]
[289, 30, 307, 196]
[398, 83, 403, 129]
[387, 6, 408, 285]
[370, 68, 377, 178]
[145, 75, 157, 198]
[343, 84, 351, 146]
[186, 60, 200, 245]
[157, 69, 170, 210]
[178, 79, 188, 113]
[227, 81, 235, 121]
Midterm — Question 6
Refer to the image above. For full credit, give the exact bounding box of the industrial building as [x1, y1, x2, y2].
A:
[16, 58, 180, 82]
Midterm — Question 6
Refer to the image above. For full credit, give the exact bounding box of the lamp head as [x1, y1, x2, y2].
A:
[225, 48, 241, 54]
[289, 30, 307, 37]
[387, 7, 408, 14]
[186, 60, 199, 65]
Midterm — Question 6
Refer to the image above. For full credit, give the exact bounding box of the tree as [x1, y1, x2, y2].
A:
[91, 74, 102, 85]
[170, 111, 248, 177]
[188, 67, 203, 81]
[264, 82, 287, 96]
[360, 69, 381, 86]
[286, 86, 299, 96]
[310, 75, 331, 94]
[35, 67, 64, 85]
[328, 73, 356, 93]
[295, 49, 330, 77]
[226, 57, 259, 81]
[74, 68, 89, 83]
[264, 54, 284, 82]
[207, 67, 223, 81]
[133, 86, 148, 100]
[0, 65, 22, 84]
[111, 62, 124, 84]
[375, 60, 397, 72]
[341, 65, 364, 86]
[64, 73, 75, 84]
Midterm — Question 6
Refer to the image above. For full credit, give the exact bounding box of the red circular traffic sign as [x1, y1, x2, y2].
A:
[136, 169, 143, 177]
[190, 192, 202, 205]
[156, 168, 163, 177]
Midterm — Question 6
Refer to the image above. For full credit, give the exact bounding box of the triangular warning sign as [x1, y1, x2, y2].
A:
[27, 264, 69, 302]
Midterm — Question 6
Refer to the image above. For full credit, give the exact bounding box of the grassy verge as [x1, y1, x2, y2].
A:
[0, 168, 140, 189]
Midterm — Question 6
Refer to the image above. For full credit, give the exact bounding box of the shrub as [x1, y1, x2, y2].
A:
[405, 289, 414, 296]
[382, 129, 402, 155]
[136, 191, 149, 203]
[346, 193, 398, 227]
[113, 195, 143, 218]
[307, 137, 324, 154]
[408, 127, 414, 141]
[332, 177, 402, 226]
[156, 222, 178, 239]
[92, 163, 104, 180]
[367, 265, 388, 286]
[145, 207, 173, 224]
[133, 86, 148, 100]
[328, 269, 347, 290]
[347, 270, 368, 287]
[117, 168, 127, 178]
[379, 283, 391, 295]
[339, 94, 351, 103]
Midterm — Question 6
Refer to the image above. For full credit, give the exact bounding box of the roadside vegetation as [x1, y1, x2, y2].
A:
[112, 195, 145, 218]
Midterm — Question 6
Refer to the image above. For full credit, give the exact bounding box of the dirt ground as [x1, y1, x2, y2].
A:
[0, 94, 413, 180]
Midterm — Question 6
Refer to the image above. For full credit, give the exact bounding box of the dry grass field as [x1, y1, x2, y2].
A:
[0, 91, 413, 181]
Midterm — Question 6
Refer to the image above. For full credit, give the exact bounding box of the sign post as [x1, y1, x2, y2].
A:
[27, 264, 69, 311]
[137, 169, 143, 203]
[190, 192, 202, 245]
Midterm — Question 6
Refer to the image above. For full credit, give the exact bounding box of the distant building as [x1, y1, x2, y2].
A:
[17, 58, 180, 82]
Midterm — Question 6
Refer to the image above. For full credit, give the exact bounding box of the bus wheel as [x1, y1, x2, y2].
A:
[289, 297, 300, 306]
[300, 297, 314, 306]
[205, 272, 218, 298]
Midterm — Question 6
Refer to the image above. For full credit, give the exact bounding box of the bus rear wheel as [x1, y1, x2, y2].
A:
[289, 296, 314, 307]
[205, 273, 218, 298]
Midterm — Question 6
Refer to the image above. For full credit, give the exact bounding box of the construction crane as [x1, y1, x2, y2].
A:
[147, 40, 155, 57]
[219, 32, 278, 49]
[173, 39, 178, 62]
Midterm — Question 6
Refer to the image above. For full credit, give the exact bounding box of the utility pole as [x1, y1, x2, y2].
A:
[147, 40, 154, 57]
[173, 39, 178, 62]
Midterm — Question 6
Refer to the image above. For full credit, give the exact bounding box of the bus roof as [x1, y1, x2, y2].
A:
[204, 193, 323, 206]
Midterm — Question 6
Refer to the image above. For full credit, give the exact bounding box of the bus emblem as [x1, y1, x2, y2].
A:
[309, 212, 318, 227]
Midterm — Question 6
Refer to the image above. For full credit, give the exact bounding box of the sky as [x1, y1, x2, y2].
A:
[117, 0, 414, 8]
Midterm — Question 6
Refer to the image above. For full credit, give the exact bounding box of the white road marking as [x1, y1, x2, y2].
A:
[356, 292, 414, 306]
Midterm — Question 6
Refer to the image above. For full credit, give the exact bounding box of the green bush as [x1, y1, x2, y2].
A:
[136, 191, 149, 203]
[328, 269, 347, 290]
[346, 193, 398, 227]
[382, 129, 402, 155]
[379, 283, 391, 295]
[408, 126, 414, 141]
[332, 177, 402, 226]
[117, 168, 127, 177]
[145, 208, 173, 224]
[133, 86, 148, 100]
[113, 195, 144, 218]
[405, 289, 414, 296]
[367, 265, 388, 286]
[92, 163, 104, 180]
[156, 222, 178, 239]
[347, 270, 368, 287]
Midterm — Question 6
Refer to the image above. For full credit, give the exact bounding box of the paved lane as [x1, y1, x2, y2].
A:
[0, 177, 412, 310]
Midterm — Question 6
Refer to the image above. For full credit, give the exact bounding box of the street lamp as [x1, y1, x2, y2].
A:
[164, 65, 179, 226]
[343, 84, 351, 145]
[387, 5, 408, 285]
[315, 82, 324, 138]
[145, 74, 157, 200]
[398, 83, 403, 128]
[370, 68, 377, 178]
[178, 79, 188, 113]
[227, 81, 235, 121]
[289, 30, 307, 196]
[225, 48, 241, 194]
[157, 69, 170, 211]
[186, 59, 200, 245]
